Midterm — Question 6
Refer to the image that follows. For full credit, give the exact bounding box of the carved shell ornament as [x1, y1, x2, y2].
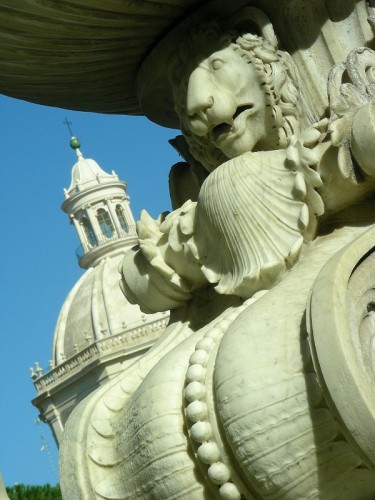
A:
[121, 138, 324, 307]
[193, 141, 324, 298]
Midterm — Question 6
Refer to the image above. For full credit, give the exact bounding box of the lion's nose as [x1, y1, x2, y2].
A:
[187, 92, 214, 117]
[186, 69, 215, 135]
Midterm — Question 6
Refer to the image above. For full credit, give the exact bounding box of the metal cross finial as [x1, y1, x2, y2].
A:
[63, 117, 74, 137]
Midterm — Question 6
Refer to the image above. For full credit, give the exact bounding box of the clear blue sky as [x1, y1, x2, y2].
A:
[0, 94, 179, 486]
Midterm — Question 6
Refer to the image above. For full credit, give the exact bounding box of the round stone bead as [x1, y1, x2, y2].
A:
[195, 337, 214, 351]
[219, 482, 241, 500]
[197, 441, 220, 464]
[206, 327, 222, 340]
[190, 421, 212, 442]
[186, 364, 205, 383]
[184, 381, 205, 402]
[208, 462, 231, 484]
[189, 349, 208, 366]
[186, 401, 207, 422]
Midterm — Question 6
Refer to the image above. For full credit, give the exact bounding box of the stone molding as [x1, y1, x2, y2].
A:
[33, 317, 168, 394]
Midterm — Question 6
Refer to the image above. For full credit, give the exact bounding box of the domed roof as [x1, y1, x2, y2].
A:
[66, 154, 118, 196]
[52, 251, 166, 365]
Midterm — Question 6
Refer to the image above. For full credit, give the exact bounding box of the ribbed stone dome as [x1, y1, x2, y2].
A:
[67, 156, 117, 196]
[52, 251, 167, 365]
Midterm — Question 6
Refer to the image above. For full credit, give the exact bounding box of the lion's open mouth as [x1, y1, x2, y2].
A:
[211, 105, 253, 142]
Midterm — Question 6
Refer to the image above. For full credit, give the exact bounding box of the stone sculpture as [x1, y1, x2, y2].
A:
[59, 2, 375, 499]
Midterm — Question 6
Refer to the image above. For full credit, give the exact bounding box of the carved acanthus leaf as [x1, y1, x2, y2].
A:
[120, 200, 209, 313]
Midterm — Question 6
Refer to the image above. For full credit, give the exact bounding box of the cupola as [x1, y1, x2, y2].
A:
[62, 136, 137, 269]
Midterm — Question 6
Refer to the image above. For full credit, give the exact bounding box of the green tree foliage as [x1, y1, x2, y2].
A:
[6, 483, 62, 500]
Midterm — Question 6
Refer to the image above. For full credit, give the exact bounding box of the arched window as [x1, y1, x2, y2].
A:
[97, 208, 114, 238]
[116, 205, 128, 233]
[81, 217, 97, 247]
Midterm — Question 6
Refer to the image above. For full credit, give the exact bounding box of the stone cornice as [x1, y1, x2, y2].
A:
[33, 317, 168, 396]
